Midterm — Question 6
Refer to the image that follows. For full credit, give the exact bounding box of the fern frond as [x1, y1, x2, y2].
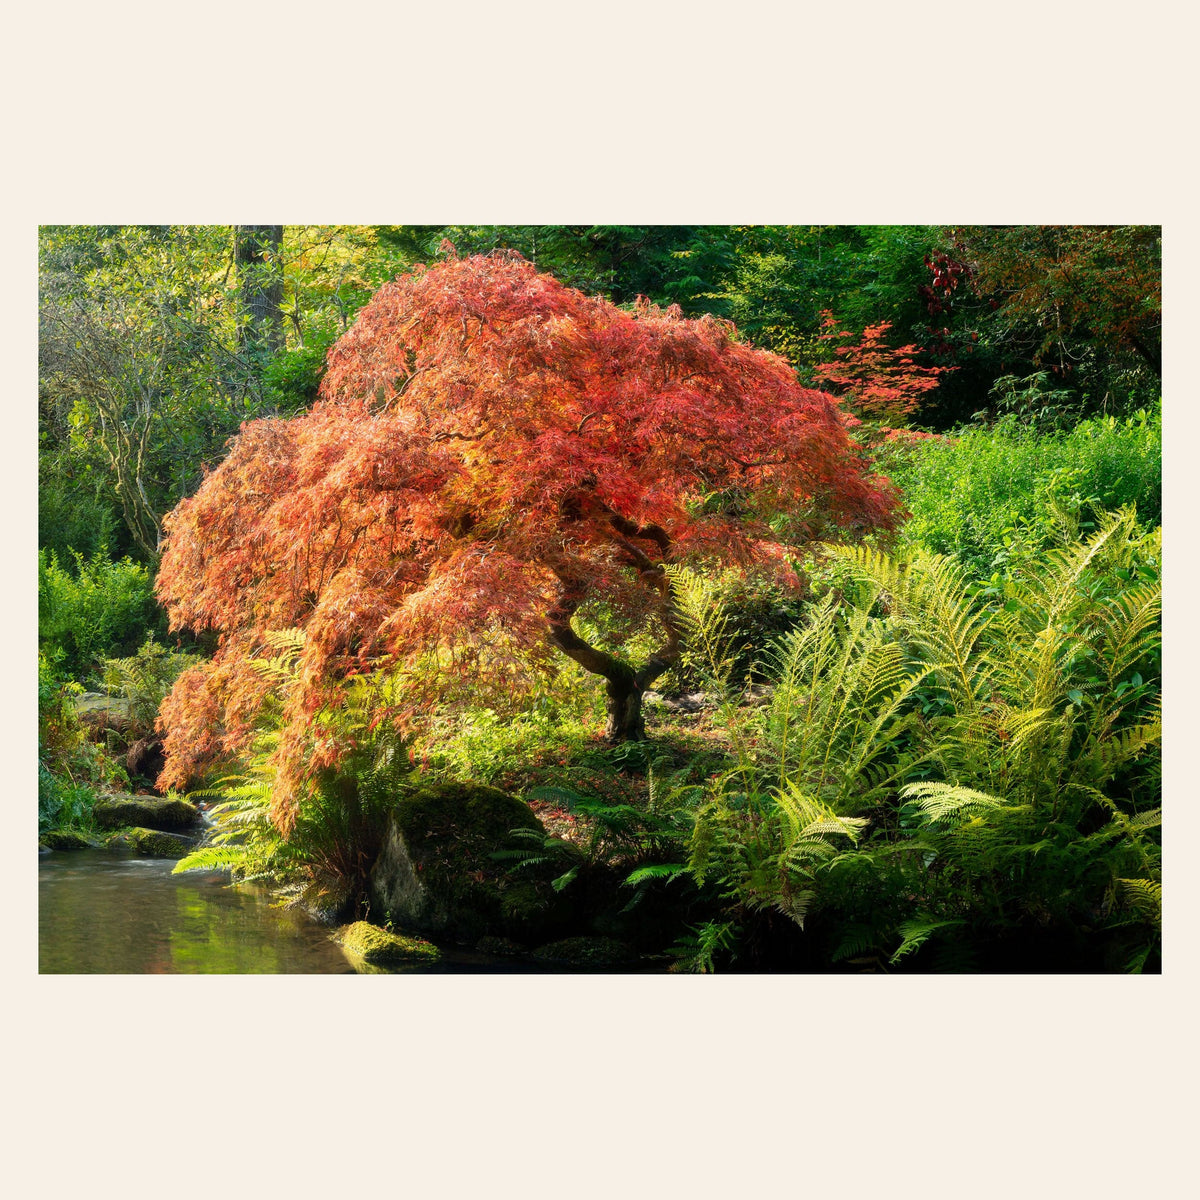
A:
[831, 543, 992, 711]
[525, 784, 586, 809]
[173, 845, 267, 874]
[1117, 877, 1162, 929]
[900, 781, 1015, 822]
[890, 917, 966, 964]
[623, 863, 689, 887]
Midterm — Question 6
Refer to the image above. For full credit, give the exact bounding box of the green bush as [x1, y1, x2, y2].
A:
[417, 704, 601, 789]
[262, 335, 334, 415]
[38, 651, 125, 833]
[38, 469, 124, 565]
[879, 407, 1161, 575]
[38, 548, 163, 680]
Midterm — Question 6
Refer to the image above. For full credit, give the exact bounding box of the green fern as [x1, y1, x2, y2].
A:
[890, 918, 967, 965]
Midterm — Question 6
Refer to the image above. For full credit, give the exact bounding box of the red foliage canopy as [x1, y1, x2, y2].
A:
[812, 311, 950, 424]
[156, 251, 898, 826]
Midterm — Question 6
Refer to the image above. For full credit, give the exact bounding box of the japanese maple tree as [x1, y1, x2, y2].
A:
[812, 311, 949, 425]
[156, 250, 898, 827]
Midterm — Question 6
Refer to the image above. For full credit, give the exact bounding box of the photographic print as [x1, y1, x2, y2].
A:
[37, 224, 1162, 975]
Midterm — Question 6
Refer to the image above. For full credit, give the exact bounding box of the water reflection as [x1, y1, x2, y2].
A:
[39, 850, 355, 974]
[40, 848, 665, 974]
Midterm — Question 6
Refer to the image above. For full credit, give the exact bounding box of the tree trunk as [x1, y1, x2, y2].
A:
[234, 225, 284, 355]
[547, 509, 681, 744]
[604, 675, 646, 742]
[548, 574, 678, 745]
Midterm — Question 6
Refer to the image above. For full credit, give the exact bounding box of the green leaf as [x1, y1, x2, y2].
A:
[551, 866, 579, 892]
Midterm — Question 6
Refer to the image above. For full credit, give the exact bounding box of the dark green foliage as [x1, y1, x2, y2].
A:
[38, 462, 125, 564]
[529, 936, 637, 967]
[429, 225, 735, 312]
[38, 651, 127, 833]
[38, 767, 100, 836]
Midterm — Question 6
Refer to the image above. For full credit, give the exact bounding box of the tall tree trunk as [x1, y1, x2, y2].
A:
[234, 225, 284, 355]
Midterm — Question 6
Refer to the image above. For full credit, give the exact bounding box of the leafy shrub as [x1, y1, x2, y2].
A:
[38, 469, 124, 565]
[38, 548, 162, 680]
[983, 371, 1083, 432]
[99, 636, 201, 738]
[175, 633, 408, 899]
[38, 651, 125, 832]
[262, 335, 334, 415]
[878, 407, 1160, 575]
[416, 703, 602, 791]
[38, 766, 100, 834]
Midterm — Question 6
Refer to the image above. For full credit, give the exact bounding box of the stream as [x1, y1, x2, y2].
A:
[39, 848, 358, 973]
[39, 847, 646, 973]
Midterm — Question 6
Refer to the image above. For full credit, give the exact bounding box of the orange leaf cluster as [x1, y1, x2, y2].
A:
[813, 312, 949, 424]
[156, 253, 898, 826]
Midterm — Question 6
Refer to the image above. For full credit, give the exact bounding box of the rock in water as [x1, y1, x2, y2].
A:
[105, 827, 193, 858]
[93, 794, 201, 832]
[530, 936, 638, 968]
[337, 921, 440, 968]
[40, 829, 102, 851]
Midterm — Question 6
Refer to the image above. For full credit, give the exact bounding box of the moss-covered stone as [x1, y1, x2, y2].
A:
[370, 782, 571, 943]
[106, 827, 192, 858]
[40, 829, 101, 851]
[337, 920, 440, 967]
[530, 936, 638, 969]
[93, 794, 201, 832]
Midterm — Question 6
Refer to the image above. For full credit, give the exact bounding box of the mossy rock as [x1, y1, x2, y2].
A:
[337, 921, 440, 968]
[106, 827, 192, 858]
[40, 828, 102, 851]
[75, 693, 133, 740]
[370, 782, 571, 944]
[530, 936, 638, 969]
[93, 794, 201, 832]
